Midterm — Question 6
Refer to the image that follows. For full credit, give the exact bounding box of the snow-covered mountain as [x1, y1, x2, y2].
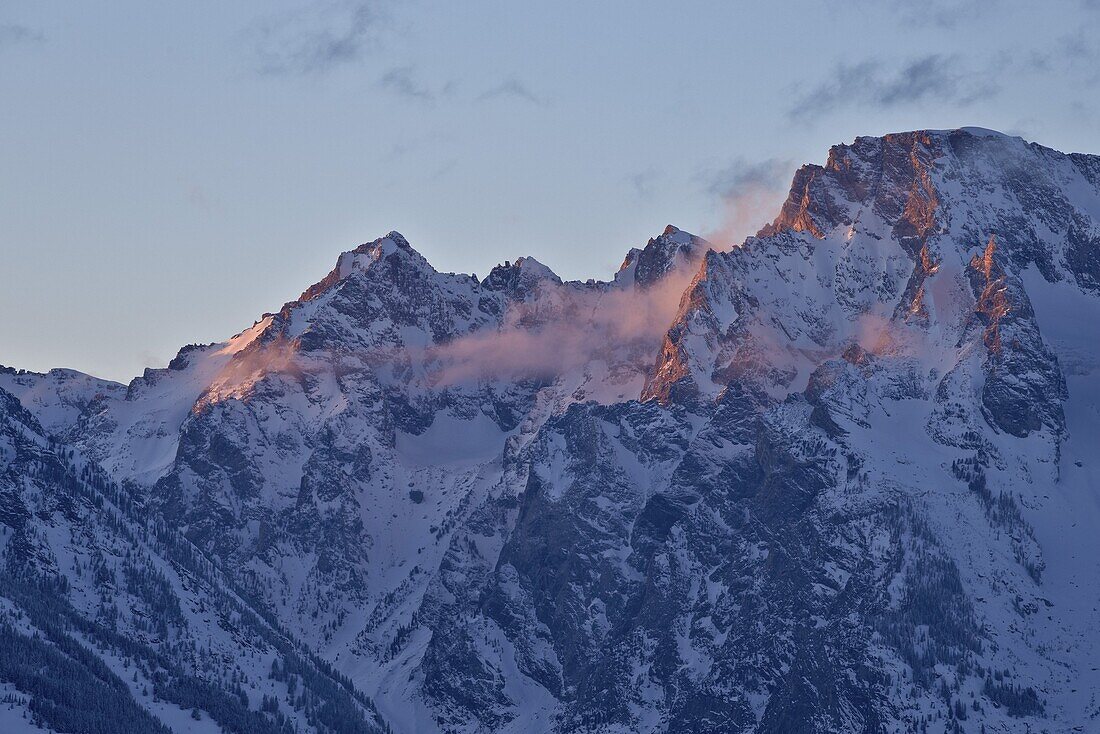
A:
[0, 384, 386, 733]
[2, 127, 1100, 733]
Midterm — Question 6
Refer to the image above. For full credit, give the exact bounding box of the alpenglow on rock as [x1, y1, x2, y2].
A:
[2, 127, 1099, 733]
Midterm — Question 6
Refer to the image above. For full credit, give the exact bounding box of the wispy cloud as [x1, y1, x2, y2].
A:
[891, 0, 993, 28]
[477, 78, 541, 105]
[252, 2, 381, 75]
[1055, 30, 1100, 84]
[699, 158, 793, 248]
[379, 65, 437, 100]
[0, 23, 44, 49]
[429, 266, 697, 385]
[629, 168, 661, 200]
[997, 30, 1100, 87]
[848, 0, 996, 29]
[703, 158, 791, 200]
[788, 54, 998, 120]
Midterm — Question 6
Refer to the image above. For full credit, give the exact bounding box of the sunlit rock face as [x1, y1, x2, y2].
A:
[3, 128, 1100, 733]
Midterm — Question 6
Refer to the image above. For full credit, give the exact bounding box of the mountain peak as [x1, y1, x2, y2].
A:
[661, 223, 691, 240]
[293, 230, 432, 307]
[5, 128, 1100, 734]
[351, 230, 413, 256]
[481, 255, 562, 299]
[757, 125, 1100, 283]
[616, 224, 709, 289]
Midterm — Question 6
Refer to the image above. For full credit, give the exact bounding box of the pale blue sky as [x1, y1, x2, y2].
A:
[2, 0, 1097, 382]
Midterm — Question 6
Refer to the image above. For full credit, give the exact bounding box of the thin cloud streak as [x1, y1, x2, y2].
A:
[429, 268, 698, 385]
[477, 78, 542, 105]
[703, 158, 792, 200]
[788, 54, 999, 120]
[252, 2, 381, 76]
[890, 0, 993, 28]
[379, 65, 436, 100]
[849, 0, 997, 29]
[992, 30, 1100, 88]
[0, 23, 43, 48]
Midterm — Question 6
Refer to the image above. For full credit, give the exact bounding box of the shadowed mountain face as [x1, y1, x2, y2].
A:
[3, 128, 1100, 733]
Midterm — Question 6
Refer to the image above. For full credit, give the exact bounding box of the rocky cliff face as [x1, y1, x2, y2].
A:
[0, 386, 385, 734]
[2, 128, 1099, 733]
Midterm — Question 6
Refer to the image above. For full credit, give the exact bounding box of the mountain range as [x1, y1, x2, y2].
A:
[2, 127, 1099, 733]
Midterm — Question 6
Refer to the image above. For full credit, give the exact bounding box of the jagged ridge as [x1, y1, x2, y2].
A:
[2, 128, 1099, 733]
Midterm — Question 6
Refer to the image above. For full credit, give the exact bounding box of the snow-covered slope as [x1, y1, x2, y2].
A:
[0, 387, 386, 734]
[2, 128, 1099, 733]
